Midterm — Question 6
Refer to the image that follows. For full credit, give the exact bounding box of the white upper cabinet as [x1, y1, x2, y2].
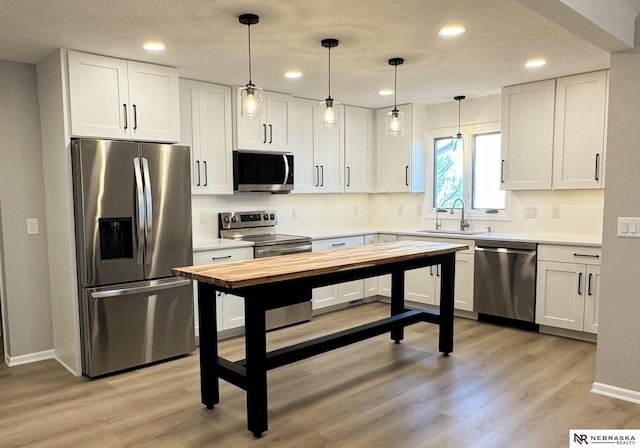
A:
[344, 106, 374, 193]
[234, 89, 292, 151]
[179, 79, 233, 194]
[376, 103, 426, 193]
[552, 70, 608, 190]
[290, 97, 343, 193]
[68, 50, 180, 142]
[500, 79, 555, 190]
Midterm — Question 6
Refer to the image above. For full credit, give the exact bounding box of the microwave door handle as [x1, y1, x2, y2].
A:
[133, 157, 145, 265]
[282, 154, 290, 186]
[142, 157, 153, 259]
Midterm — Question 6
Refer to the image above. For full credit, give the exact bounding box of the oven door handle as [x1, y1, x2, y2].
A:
[256, 244, 312, 257]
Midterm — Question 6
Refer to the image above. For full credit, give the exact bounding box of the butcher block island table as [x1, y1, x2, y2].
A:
[172, 240, 468, 438]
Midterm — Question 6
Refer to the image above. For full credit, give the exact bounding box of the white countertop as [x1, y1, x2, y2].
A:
[193, 238, 254, 252]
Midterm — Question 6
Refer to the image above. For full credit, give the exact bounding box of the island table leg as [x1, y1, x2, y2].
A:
[244, 294, 268, 438]
[390, 269, 405, 343]
[198, 283, 220, 408]
[439, 255, 455, 356]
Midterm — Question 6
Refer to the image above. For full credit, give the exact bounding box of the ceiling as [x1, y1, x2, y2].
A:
[0, 0, 637, 109]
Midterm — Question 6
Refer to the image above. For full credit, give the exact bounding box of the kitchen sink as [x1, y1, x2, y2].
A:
[417, 229, 487, 235]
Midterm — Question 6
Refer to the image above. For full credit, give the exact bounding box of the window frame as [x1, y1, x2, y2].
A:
[426, 122, 511, 223]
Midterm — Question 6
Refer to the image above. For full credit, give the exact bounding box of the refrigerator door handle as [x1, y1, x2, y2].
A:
[142, 157, 153, 260]
[89, 278, 192, 299]
[133, 157, 145, 265]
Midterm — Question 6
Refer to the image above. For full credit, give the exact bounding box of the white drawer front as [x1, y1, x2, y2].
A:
[537, 244, 601, 265]
[193, 247, 254, 265]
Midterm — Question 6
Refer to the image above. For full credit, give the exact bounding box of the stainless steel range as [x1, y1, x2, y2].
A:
[219, 210, 312, 329]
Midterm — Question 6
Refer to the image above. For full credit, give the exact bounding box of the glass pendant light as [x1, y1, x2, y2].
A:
[454, 95, 465, 140]
[320, 38, 340, 128]
[239, 14, 263, 119]
[386, 58, 404, 136]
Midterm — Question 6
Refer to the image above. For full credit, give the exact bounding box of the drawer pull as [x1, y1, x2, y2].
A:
[331, 242, 346, 247]
[573, 253, 600, 259]
[211, 255, 232, 261]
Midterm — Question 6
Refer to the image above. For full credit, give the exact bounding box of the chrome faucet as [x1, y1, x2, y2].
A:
[434, 208, 447, 230]
[450, 198, 470, 231]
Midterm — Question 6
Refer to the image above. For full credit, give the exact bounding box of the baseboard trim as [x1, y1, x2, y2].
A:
[591, 382, 640, 405]
[7, 349, 55, 367]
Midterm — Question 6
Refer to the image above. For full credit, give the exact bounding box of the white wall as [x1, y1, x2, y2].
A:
[594, 49, 640, 399]
[0, 60, 53, 359]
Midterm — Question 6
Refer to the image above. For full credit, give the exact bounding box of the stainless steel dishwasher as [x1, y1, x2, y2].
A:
[473, 240, 538, 328]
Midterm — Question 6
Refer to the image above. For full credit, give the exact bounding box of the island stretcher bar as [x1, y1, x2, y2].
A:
[172, 240, 468, 438]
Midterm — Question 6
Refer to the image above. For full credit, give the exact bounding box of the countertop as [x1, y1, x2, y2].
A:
[192, 229, 601, 251]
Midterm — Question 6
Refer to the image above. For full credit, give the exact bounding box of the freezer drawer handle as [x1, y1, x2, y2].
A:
[90, 279, 192, 299]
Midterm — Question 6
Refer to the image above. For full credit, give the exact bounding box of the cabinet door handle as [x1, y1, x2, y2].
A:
[196, 161, 201, 186]
[429, 266, 434, 276]
[573, 253, 600, 259]
[347, 166, 351, 187]
[405, 165, 409, 187]
[123, 104, 128, 130]
[133, 104, 137, 130]
[269, 124, 273, 144]
[578, 272, 583, 295]
[501, 159, 505, 183]
[320, 165, 324, 186]
[588, 273, 593, 296]
[595, 153, 600, 181]
[315, 165, 320, 187]
[211, 255, 232, 261]
[437, 265, 440, 277]
[263, 124, 267, 144]
[203, 160, 208, 187]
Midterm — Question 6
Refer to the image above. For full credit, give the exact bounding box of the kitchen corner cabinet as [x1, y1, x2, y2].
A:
[552, 70, 608, 190]
[376, 103, 426, 193]
[192, 246, 254, 333]
[179, 80, 233, 194]
[311, 236, 364, 309]
[344, 106, 374, 193]
[500, 79, 555, 190]
[290, 97, 344, 193]
[68, 50, 180, 142]
[397, 235, 475, 311]
[234, 88, 292, 151]
[536, 244, 601, 334]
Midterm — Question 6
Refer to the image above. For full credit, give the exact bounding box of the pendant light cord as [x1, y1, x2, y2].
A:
[393, 64, 398, 110]
[327, 46, 332, 99]
[247, 23, 253, 85]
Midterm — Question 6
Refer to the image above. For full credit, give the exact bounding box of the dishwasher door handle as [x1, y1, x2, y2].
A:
[475, 246, 536, 256]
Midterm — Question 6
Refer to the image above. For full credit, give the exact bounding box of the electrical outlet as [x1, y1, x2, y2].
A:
[27, 218, 39, 235]
[199, 212, 208, 224]
[292, 208, 298, 219]
[353, 205, 358, 215]
[416, 206, 422, 215]
[524, 206, 537, 218]
[551, 207, 560, 219]
[398, 204, 404, 215]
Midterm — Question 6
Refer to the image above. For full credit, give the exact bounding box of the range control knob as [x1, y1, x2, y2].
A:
[270, 213, 275, 220]
[263, 214, 269, 220]
[223, 216, 230, 223]
[231, 216, 238, 223]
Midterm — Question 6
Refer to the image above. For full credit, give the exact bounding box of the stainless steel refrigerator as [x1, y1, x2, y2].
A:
[71, 138, 195, 377]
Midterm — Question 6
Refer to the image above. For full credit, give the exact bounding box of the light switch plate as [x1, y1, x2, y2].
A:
[524, 206, 537, 218]
[617, 217, 640, 237]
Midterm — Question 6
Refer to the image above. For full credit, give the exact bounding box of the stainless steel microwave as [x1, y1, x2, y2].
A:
[233, 150, 294, 193]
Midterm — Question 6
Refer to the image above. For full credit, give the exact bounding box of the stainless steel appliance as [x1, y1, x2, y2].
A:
[473, 240, 538, 328]
[218, 210, 312, 329]
[71, 138, 195, 377]
[233, 150, 294, 193]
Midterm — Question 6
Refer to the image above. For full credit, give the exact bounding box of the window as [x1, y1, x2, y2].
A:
[431, 125, 508, 219]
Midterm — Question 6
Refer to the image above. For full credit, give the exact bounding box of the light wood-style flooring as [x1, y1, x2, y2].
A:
[1, 302, 639, 448]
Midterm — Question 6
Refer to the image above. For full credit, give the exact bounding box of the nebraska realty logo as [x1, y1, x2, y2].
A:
[571, 430, 639, 446]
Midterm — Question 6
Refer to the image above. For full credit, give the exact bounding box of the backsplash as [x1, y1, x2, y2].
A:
[192, 188, 604, 242]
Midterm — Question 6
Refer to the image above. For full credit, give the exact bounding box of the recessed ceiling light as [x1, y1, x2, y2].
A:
[438, 26, 466, 37]
[284, 70, 302, 79]
[525, 59, 547, 68]
[379, 89, 394, 96]
[143, 42, 165, 52]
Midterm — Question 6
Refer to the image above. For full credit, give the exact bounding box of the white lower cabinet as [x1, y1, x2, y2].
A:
[311, 236, 365, 309]
[192, 246, 254, 334]
[397, 236, 475, 311]
[536, 245, 601, 334]
[363, 234, 379, 296]
[377, 234, 398, 297]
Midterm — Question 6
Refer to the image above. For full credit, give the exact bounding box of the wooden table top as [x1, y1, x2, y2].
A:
[172, 240, 468, 289]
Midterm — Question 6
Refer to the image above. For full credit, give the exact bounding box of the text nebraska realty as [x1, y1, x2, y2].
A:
[583, 434, 636, 445]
